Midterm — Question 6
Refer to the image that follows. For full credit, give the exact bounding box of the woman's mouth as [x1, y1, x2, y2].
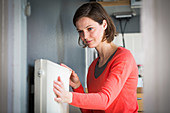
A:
[86, 40, 92, 44]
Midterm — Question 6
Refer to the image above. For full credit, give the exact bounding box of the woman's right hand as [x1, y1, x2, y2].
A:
[60, 63, 81, 89]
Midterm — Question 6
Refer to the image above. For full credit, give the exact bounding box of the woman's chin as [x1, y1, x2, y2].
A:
[87, 45, 95, 48]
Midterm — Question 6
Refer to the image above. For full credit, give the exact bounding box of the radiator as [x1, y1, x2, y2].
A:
[34, 59, 71, 113]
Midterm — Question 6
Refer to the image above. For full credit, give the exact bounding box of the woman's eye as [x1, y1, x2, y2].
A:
[78, 30, 83, 34]
[88, 28, 93, 31]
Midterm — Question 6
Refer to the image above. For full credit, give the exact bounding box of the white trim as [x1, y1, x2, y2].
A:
[85, 48, 97, 89]
[0, 0, 27, 113]
[0, 0, 10, 112]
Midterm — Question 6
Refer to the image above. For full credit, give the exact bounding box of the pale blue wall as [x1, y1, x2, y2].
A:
[27, 0, 88, 112]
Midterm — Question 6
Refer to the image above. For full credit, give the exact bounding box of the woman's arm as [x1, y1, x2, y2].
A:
[54, 51, 137, 110]
[70, 52, 137, 110]
[72, 84, 93, 113]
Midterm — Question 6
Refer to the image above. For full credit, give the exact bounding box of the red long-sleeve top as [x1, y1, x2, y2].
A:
[70, 47, 139, 113]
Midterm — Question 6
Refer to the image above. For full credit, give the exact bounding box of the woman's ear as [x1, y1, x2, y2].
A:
[102, 20, 107, 30]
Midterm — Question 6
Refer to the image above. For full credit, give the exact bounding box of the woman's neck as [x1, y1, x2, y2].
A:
[95, 42, 118, 67]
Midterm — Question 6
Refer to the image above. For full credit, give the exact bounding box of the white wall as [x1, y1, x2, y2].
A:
[142, 0, 170, 112]
[114, 33, 143, 65]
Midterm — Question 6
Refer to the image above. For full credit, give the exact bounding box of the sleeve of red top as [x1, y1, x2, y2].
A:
[72, 84, 93, 113]
[72, 84, 84, 93]
[70, 51, 136, 110]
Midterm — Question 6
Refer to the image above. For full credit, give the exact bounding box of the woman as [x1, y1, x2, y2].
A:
[53, 2, 138, 113]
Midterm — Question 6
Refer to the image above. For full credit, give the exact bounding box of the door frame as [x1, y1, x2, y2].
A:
[0, 0, 27, 113]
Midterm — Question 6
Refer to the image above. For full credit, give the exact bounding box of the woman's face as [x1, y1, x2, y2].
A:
[75, 17, 107, 48]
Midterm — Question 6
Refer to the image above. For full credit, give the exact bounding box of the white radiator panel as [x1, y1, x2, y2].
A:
[34, 59, 71, 113]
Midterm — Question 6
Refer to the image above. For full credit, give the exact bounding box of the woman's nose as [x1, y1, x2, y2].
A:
[83, 31, 89, 39]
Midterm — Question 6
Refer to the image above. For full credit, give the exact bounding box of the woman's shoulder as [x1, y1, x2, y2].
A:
[114, 46, 134, 61]
[115, 47, 132, 56]
[116, 46, 131, 54]
[109, 47, 137, 71]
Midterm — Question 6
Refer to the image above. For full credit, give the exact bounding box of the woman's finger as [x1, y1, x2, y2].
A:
[57, 76, 62, 83]
[69, 79, 75, 87]
[53, 83, 62, 92]
[54, 97, 62, 103]
[53, 88, 62, 97]
[60, 63, 72, 71]
[58, 76, 64, 87]
[54, 76, 64, 87]
[54, 80, 63, 88]
[72, 71, 77, 77]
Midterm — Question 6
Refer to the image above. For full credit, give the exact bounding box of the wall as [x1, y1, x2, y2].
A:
[27, 0, 141, 113]
[27, 0, 88, 113]
[113, 33, 143, 64]
[113, 15, 140, 33]
[142, 0, 170, 112]
[103, 5, 141, 33]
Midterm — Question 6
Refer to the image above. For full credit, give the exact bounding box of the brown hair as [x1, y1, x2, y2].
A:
[73, 2, 117, 47]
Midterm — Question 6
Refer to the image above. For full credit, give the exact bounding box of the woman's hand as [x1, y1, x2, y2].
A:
[53, 76, 72, 103]
[60, 63, 81, 89]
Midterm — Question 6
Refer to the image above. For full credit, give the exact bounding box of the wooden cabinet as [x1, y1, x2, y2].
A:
[137, 87, 143, 112]
[98, 0, 130, 6]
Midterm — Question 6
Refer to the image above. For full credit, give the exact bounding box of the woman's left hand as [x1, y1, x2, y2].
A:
[53, 76, 72, 103]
